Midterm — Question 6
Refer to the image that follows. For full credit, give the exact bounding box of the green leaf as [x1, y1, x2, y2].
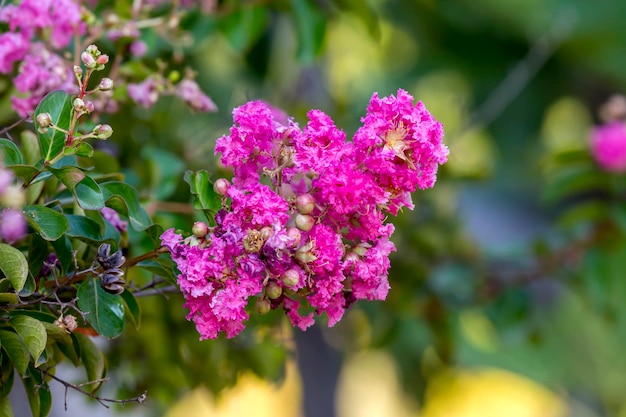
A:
[41, 322, 79, 365]
[142, 146, 185, 200]
[184, 170, 221, 218]
[19, 275, 35, 297]
[23, 365, 51, 417]
[28, 235, 49, 278]
[51, 236, 74, 274]
[9, 316, 47, 364]
[0, 138, 23, 165]
[0, 353, 15, 398]
[74, 333, 106, 391]
[77, 278, 125, 338]
[219, 5, 268, 52]
[290, 0, 326, 62]
[33, 90, 73, 162]
[0, 330, 29, 376]
[0, 293, 18, 304]
[7, 164, 50, 185]
[0, 396, 13, 416]
[333, 0, 381, 40]
[66, 214, 104, 243]
[136, 258, 178, 285]
[0, 243, 28, 292]
[48, 166, 105, 210]
[23, 205, 69, 241]
[57, 333, 81, 367]
[121, 290, 141, 330]
[65, 141, 94, 158]
[20, 130, 41, 165]
[101, 182, 151, 231]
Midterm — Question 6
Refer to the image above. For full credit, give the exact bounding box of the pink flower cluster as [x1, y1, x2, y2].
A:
[161, 89, 448, 340]
[591, 122, 626, 172]
[0, 0, 83, 116]
[0, 167, 26, 244]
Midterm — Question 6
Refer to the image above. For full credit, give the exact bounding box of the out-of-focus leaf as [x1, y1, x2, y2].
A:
[51, 236, 73, 274]
[48, 166, 105, 210]
[75, 333, 106, 392]
[23, 205, 69, 241]
[0, 243, 28, 292]
[290, 0, 326, 62]
[33, 91, 73, 162]
[142, 146, 185, 200]
[0, 138, 23, 165]
[0, 330, 29, 376]
[135, 258, 178, 285]
[121, 290, 141, 330]
[20, 130, 42, 165]
[77, 278, 125, 339]
[333, 0, 381, 40]
[543, 166, 609, 205]
[9, 316, 47, 364]
[7, 165, 51, 185]
[101, 182, 152, 231]
[219, 5, 268, 52]
[0, 353, 15, 398]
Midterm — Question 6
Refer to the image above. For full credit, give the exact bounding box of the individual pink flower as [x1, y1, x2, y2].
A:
[0, 209, 27, 243]
[591, 122, 626, 172]
[0, 33, 29, 74]
[175, 79, 217, 113]
[129, 40, 148, 58]
[101, 207, 128, 233]
[127, 77, 160, 108]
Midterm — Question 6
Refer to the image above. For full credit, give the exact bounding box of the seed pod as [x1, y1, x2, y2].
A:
[295, 194, 315, 214]
[281, 269, 299, 287]
[295, 214, 315, 232]
[255, 298, 271, 315]
[266, 282, 282, 300]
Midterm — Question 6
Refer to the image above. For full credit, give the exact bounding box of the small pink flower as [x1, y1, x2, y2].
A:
[0, 209, 27, 243]
[101, 207, 128, 233]
[127, 77, 159, 108]
[0, 33, 29, 74]
[129, 40, 148, 58]
[175, 79, 217, 113]
[591, 122, 626, 172]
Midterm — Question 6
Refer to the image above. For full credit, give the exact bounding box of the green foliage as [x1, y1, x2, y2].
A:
[77, 278, 126, 339]
[0, 243, 28, 292]
[33, 91, 73, 163]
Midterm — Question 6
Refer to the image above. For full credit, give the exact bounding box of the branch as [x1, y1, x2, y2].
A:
[43, 369, 147, 411]
[464, 8, 577, 132]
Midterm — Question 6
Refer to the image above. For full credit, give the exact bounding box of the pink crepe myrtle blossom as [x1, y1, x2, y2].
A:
[0, 209, 27, 244]
[162, 89, 447, 339]
[591, 121, 626, 172]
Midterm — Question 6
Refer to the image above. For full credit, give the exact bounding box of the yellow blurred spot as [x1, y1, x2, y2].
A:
[165, 361, 302, 417]
[422, 369, 568, 417]
[541, 96, 592, 152]
[336, 350, 418, 417]
[459, 309, 499, 352]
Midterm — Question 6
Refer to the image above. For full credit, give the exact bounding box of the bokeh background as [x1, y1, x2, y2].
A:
[5, 0, 626, 416]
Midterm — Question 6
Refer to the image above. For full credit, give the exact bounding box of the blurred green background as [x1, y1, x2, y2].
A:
[8, 0, 626, 416]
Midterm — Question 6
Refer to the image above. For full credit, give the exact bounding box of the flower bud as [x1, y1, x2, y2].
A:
[84, 100, 95, 113]
[93, 124, 113, 139]
[86, 44, 100, 55]
[281, 269, 299, 287]
[266, 282, 282, 300]
[81, 51, 96, 68]
[295, 213, 315, 231]
[295, 240, 317, 264]
[98, 77, 113, 91]
[352, 242, 371, 257]
[255, 298, 271, 315]
[259, 226, 273, 241]
[73, 97, 86, 112]
[96, 54, 109, 65]
[213, 178, 229, 196]
[295, 194, 315, 214]
[35, 112, 52, 128]
[286, 227, 301, 247]
[192, 221, 209, 238]
[73, 65, 83, 78]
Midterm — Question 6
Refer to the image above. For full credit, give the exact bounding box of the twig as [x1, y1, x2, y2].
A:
[0, 117, 29, 136]
[42, 369, 147, 410]
[464, 8, 577, 132]
[133, 285, 179, 298]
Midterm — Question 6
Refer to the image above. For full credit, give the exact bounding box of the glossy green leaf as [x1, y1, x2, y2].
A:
[121, 290, 141, 330]
[65, 141, 94, 158]
[290, 0, 326, 62]
[77, 278, 125, 338]
[57, 333, 81, 367]
[48, 166, 105, 210]
[65, 214, 103, 243]
[23, 205, 69, 241]
[33, 90, 73, 162]
[9, 316, 47, 364]
[0, 330, 29, 376]
[7, 164, 50, 185]
[51, 236, 74, 274]
[19, 274, 35, 297]
[184, 170, 221, 218]
[0, 243, 28, 292]
[136, 258, 178, 285]
[23, 365, 51, 417]
[101, 182, 151, 231]
[0, 396, 13, 416]
[28, 235, 48, 278]
[0, 138, 23, 165]
[74, 333, 105, 391]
